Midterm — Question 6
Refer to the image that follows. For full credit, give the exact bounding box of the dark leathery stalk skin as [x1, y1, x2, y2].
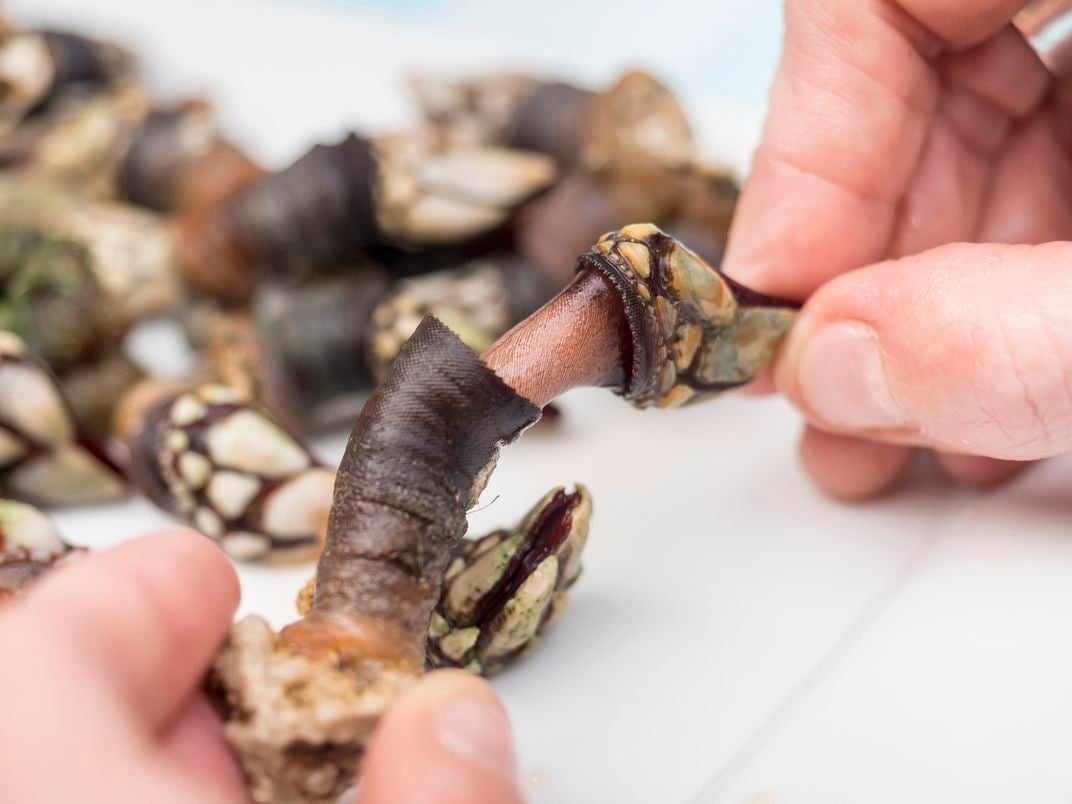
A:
[211, 316, 540, 804]
[315, 315, 542, 641]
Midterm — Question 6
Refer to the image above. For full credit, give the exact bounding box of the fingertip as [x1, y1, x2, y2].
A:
[135, 529, 241, 611]
[20, 530, 240, 727]
[399, 669, 505, 711]
[360, 670, 521, 804]
[800, 426, 915, 501]
[737, 365, 778, 397]
[935, 452, 1029, 487]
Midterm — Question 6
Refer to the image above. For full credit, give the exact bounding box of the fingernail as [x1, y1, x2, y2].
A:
[794, 321, 907, 430]
[437, 697, 518, 784]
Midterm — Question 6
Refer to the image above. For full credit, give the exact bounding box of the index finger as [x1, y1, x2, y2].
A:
[722, 0, 1032, 300]
[6, 530, 239, 730]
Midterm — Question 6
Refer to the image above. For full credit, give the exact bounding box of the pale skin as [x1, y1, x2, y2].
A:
[2, 2, 1065, 798]
[727, 0, 1072, 499]
[0, 532, 523, 804]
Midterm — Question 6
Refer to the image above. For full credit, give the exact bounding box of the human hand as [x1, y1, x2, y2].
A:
[723, 0, 1072, 499]
[0, 531, 523, 804]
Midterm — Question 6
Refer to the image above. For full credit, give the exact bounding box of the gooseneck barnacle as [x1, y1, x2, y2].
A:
[576, 224, 798, 408]
[179, 132, 555, 302]
[207, 226, 797, 803]
[0, 497, 77, 600]
[0, 331, 125, 506]
[210, 318, 541, 802]
[125, 382, 337, 563]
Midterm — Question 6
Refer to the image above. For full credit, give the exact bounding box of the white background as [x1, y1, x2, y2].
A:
[9, 1, 1072, 802]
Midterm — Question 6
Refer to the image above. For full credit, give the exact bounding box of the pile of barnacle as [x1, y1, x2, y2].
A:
[0, 18, 798, 804]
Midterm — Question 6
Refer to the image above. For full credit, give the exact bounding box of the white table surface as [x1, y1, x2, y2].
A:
[9, 2, 1072, 802]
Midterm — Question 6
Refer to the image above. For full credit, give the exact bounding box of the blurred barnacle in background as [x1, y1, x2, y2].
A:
[0, 331, 125, 507]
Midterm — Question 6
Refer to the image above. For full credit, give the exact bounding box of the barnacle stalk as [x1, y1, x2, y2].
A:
[178, 132, 554, 301]
[213, 270, 392, 432]
[208, 227, 794, 801]
[487, 224, 797, 407]
[292, 484, 593, 677]
[211, 318, 540, 802]
[58, 351, 144, 440]
[117, 99, 263, 213]
[124, 382, 335, 563]
[0, 331, 125, 507]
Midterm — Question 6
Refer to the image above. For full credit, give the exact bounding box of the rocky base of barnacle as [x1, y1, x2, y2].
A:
[209, 613, 421, 804]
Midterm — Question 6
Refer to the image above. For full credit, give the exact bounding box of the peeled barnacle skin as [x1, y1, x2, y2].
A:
[429, 485, 591, 675]
[0, 332, 125, 507]
[212, 318, 540, 803]
[127, 383, 334, 563]
[414, 69, 693, 169]
[0, 228, 125, 372]
[578, 224, 797, 408]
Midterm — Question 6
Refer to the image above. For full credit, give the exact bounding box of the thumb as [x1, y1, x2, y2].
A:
[776, 241, 1072, 460]
[358, 670, 523, 804]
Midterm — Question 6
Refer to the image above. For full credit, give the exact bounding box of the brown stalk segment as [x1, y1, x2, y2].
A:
[315, 316, 541, 642]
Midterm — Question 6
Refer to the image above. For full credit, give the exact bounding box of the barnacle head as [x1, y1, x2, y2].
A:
[0, 498, 76, 600]
[125, 383, 332, 563]
[409, 72, 540, 146]
[0, 33, 55, 128]
[366, 260, 516, 380]
[209, 612, 421, 804]
[586, 70, 694, 169]
[0, 498, 67, 559]
[579, 225, 798, 409]
[0, 336, 126, 506]
[372, 133, 555, 245]
[428, 485, 592, 675]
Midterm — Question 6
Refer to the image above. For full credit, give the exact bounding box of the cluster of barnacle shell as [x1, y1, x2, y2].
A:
[0, 17, 776, 741]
